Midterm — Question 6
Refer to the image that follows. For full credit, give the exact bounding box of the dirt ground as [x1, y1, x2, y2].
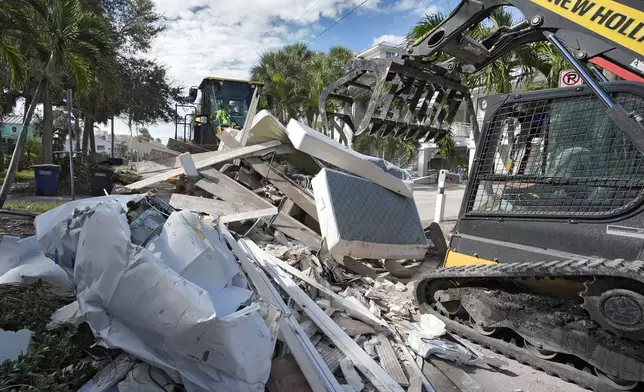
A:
[0, 216, 36, 237]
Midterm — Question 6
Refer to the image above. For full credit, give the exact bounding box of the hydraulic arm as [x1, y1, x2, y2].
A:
[320, 0, 644, 143]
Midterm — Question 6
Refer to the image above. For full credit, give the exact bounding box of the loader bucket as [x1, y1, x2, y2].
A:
[320, 58, 468, 143]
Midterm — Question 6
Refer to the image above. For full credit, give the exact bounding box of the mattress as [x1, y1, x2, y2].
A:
[312, 168, 428, 260]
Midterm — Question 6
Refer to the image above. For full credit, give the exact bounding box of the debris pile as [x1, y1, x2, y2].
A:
[0, 110, 504, 391]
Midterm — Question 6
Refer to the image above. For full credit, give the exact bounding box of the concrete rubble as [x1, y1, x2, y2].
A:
[0, 110, 502, 391]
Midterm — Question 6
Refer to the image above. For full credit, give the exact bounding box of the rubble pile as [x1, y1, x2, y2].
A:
[0, 110, 503, 391]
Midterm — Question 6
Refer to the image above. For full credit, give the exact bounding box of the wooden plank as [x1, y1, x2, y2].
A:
[219, 227, 344, 392]
[316, 342, 344, 373]
[169, 194, 277, 223]
[237, 86, 261, 148]
[241, 240, 405, 392]
[197, 168, 275, 209]
[375, 335, 409, 386]
[271, 212, 321, 248]
[262, 250, 387, 331]
[220, 207, 277, 223]
[179, 152, 199, 177]
[126, 140, 282, 190]
[217, 132, 318, 220]
[169, 194, 250, 215]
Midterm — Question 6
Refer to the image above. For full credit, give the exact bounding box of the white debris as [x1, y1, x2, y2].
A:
[363, 337, 379, 357]
[0, 329, 32, 363]
[47, 300, 83, 330]
[35, 194, 144, 275]
[419, 314, 446, 338]
[340, 358, 364, 392]
[74, 203, 273, 391]
[368, 300, 381, 318]
[408, 335, 480, 366]
[0, 235, 72, 293]
[394, 282, 407, 292]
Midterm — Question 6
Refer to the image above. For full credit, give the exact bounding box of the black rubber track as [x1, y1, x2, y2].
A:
[414, 258, 644, 392]
[423, 306, 629, 392]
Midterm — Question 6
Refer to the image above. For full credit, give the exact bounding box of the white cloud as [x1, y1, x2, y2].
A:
[371, 34, 405, 46]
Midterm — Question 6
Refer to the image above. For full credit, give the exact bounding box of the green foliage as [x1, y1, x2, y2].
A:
[0, 282, 98, 391]
[353, 134, 418, 164]
[22, 138, 41, 168]
[0, 282, 70, 332]
[251, 44, 354, 128]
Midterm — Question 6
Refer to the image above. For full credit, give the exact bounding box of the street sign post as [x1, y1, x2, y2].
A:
[559, 69, 584, 87]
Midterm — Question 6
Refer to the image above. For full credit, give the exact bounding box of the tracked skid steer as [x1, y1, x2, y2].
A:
[320, 1, 644, 390]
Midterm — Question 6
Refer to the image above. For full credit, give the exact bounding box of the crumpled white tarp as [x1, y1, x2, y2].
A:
[0, 234, 73, 293]
[74, 202, 273, 391]
[35, 194, 145, 275]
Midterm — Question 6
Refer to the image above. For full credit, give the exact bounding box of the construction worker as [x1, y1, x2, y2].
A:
[215, 105, 232, 127]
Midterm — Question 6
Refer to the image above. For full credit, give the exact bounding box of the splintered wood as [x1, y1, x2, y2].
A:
[375, 335, 409, 386]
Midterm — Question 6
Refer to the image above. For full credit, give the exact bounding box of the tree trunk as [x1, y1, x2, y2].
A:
[41, 79, 54, 163]
[82, 114, 90, 157]
[88, 117, 96, 158]
[305, 109, 314, 128]
[0, 79, 43, 208]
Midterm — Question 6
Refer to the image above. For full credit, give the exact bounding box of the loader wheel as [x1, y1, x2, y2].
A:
[582, 279, 644, 341]
[594, 367, 639, 390]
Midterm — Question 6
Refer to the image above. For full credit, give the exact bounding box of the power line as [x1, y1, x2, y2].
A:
[305, 0, 371, 46]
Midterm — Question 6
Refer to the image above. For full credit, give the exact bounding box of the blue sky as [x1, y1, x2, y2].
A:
[102, 0, 457, 140]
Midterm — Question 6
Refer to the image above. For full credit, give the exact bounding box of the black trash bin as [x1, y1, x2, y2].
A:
[90, 167, 115, 196]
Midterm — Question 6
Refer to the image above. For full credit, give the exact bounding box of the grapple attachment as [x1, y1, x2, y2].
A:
[319, 58, 468, 143]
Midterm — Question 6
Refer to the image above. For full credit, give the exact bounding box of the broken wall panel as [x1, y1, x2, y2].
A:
[312, 169, 428, 261]
[285, 120, 413, 198]
[74, 204, 273, 391]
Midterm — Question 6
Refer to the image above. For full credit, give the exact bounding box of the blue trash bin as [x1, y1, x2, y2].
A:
[33, 164, 61, 196]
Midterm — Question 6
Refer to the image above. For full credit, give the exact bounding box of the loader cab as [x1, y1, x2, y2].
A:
[449, 81, 644, 265]
[190, 77, 263, 148]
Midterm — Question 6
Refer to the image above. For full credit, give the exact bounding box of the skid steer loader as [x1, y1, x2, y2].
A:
[321, 1, 644, 390]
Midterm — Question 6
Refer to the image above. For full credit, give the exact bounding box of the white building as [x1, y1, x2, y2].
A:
[62, 135, 112, 155]
[356, 41, 407, 60]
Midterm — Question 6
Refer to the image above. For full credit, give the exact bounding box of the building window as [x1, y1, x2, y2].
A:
[11, 126, 17, 133]
[96, 145, 106, 151]
[385, 52, 393, 58]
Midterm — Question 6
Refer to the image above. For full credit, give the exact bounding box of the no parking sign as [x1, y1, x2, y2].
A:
[559, 69, 584, 87]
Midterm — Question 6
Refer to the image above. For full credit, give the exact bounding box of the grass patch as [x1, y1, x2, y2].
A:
[0, 170, 35, 181]
[4, 202, 61, 213]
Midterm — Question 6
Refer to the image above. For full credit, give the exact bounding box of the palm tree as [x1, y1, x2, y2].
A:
[0, 0, 32, 88]
[302, 46, 354, 134]
[35, 0, 114, 164]
[251, 43, 312, 123]
[0, 0, 113, 207]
